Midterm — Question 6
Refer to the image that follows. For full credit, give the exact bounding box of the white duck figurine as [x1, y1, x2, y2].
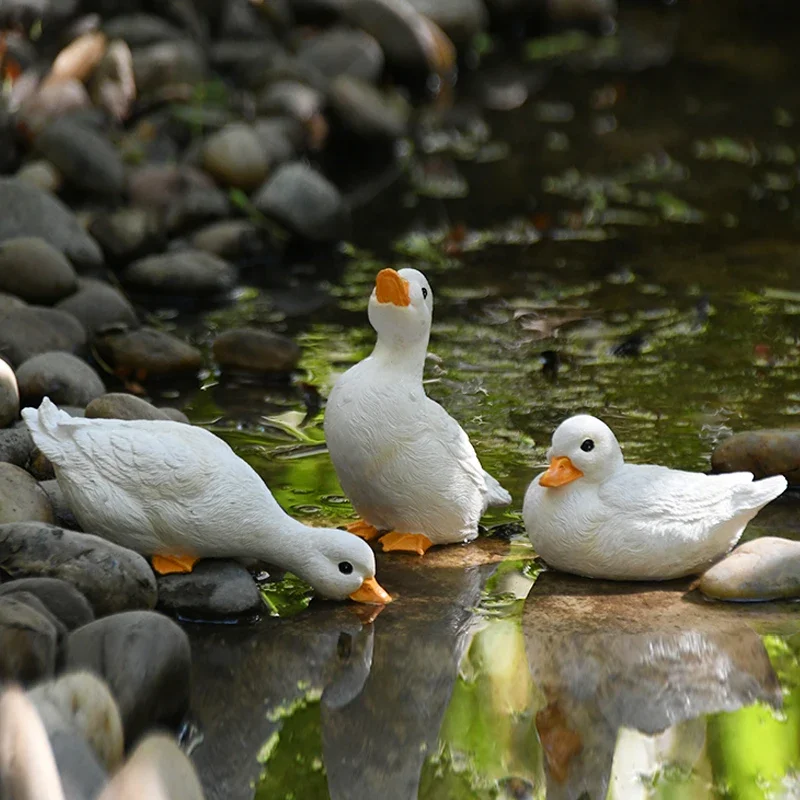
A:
[523, 414, 787, 580]
[22, 398, 390, 604]
[324, 267, 511, 556]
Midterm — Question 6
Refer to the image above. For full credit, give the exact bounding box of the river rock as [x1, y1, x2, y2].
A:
[0, 427, 34, 467]
[0, 522, 158, 616]
[26, 447, 55, 481]
[0, 595, 58, 682]
[210, 38, 284, 87]
[190, 219, 266, 261]
[128, 164, 216, 212]
[0, 237, 78, 303]
[65, 611, 191, 743]
[0, 463, 53, 524]
[16, 352, 105, 407]
[104, 13, 185, 48]
[252, 117, 301, 166]
[98, 733, 205, 800]
[297, 28, 384, 84]
[88, 208, 163, 264]
[253, 162, 349, 241]
[202, 123, 269, 190]
[159, 407, 190, 424]
[330, 75, 410, 139]
[212, 328, 300, 374]
[0, 577, 93, 629]
[86, 393, 171, 422]
[123, 250, 237, 297]
[0, 306, 86, 368]
[56, 280, 139, 337]
[38, 481, 82, 531]
[0, 178, 103, 269]
[712, 430, 800, 484]
[257, 80, 324, 123]
[93, 327, 202, 377]
[35, 117, 126, 197]
[406, 0, 487, 42]
[698, 537, 800, 601]
[15, 159, 63, 194]
[132, 39, 207, 95]
[29, 671, 124, 771]
[18, 78, 93, 134]
[158, 560, 262, 619]
[0, 359, 19, 428]
[0, 292, 26, 314]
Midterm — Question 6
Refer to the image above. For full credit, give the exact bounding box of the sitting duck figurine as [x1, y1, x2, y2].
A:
[324, 267, 511, 556]
[523, 414, 787, 580]
[23, 398, 390, 604]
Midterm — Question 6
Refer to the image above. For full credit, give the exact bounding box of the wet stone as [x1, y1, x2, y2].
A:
[257, 80, 324, 123]
[0, 292, 26, 314]
[0, 237, 78, 304]
[93, 327, 202, 377]
[86, 393, 173, 422]
[26, 447, 55, 482]
[158, 560, 262, 619]
[0, 178, 103, 269]
[190, 219, 267, 261]
[14, 160, 63, 194]
[123, 250, 237, 297]
[56, 279, 139, 337]
[0, 577, 94, 630]
[0, 595, 58, 683]
[38, 481, 82, 531]
[0, 522, 158, 616]
[35, 117, 126, 198]
[712, 429, 800, 485]
[330, 75, 410, 139]
[202, 123, 269, 190]
[64, 611, 192, 744]
[103, 13, 185, 48]
[0, 427, 34, 467]
[88, 208, 164, 264]
[405, 0, 487, 43]
[0, 463, 53, 524]
[213, 327, 301, 374]
[164, 185, 232, 235]
[698, 536, 800, 601]
[252, 117, 301, 167]
[297, 28, 385, 84]
[158, 407, 190, 424]
[0, 305, 86, 367]
[128, 164, 216, 212]
[16, 351, 105, 408]
[0, 359, 19, 428]
[210, 39, 284, 87]
[253, 162, 350, 242]
[132, 39, 207, 96]
[18, 78, 93, 134]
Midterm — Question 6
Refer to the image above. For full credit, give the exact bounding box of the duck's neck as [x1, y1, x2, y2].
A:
[371, 333, 429, 382]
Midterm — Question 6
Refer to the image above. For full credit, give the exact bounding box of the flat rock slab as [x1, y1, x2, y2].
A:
[698, 536, 800, 601]
[0, 522, 157, 616]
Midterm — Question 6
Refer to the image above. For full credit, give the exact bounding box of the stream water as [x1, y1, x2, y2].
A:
[156, 1, 800, 797]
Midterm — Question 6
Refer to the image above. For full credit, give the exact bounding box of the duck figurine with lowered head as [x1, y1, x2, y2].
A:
[324, 267, 511, 556]
[523, 414, 787, 580]
[22, 398, 390, 604]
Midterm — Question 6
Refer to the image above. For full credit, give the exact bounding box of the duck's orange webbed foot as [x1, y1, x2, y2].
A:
[379, 532, 434, 556]
[345, 520, 381, 541]
[152, 554, 199, 575]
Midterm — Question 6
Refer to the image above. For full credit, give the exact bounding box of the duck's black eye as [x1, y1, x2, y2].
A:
[422, 287, 428, 299]
[580, 439, 595, 452]
[338, 561, 353, 574]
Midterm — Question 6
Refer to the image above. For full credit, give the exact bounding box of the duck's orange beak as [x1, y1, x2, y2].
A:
[539, 456, 584, 488]
[375, 269, 410, 307]
[349, 577, 392, 605]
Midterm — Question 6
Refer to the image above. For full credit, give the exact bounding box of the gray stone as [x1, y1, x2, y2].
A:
[18, 78, 93, 135]
[158, 560, 262, 619]
[209, 38, 284, 87]
[85, 393, 171, 422]
[164, 186, 232, 235]
[0, 178, 103, 269]
[65, 611, 191, 743]
[29, 671, 123, 771]
[252, 117, 301, 167]
[6, 592, 68, 641]
[158, 407, 190, 424]
[35, 117, 126, 197]
[88, 208, 163, 264]
[253, 162, 350, 241]
[257, 80, 323, 123]
[202, 123, 269, 190]
[0, 463, 53, 524]
[38, 481, 82, 531]
[0, 523, 158, 616]
[103, 13, 186, 48]
[698, 537, 800, 601]
[123, 250, 237, 297]
[16, 352, 105, 407]
[212, 328, 300, 374]
[297, 28, 384, 84]
[330, 75, 410, 139]
[0, 595, 58, 683]
[0, 359, 18, 428]
[0, 237, 78, 303]
[0, 292, 26, 314]
[0, 306, 86, 367]
[93, 327, 202, 377]
[712, 429, 800, 485]
[56, 280, 139, 337]
[128, 164, 216, 212]
[0, 427, 34, 467]
[14, 160, 63, 194]
[406, 0, 487, 43]
[190, 219, 267, 261]
[132, 40, 207, 96]
[0, 577, 94, 629]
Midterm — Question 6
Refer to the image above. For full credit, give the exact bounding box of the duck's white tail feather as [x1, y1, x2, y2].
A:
[735, 474, 788, 513]
[483, 470, 512, 508]
[21, 397, 86, 464]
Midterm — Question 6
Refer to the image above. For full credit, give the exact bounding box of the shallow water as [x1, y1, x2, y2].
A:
[169, 1, 800, 796]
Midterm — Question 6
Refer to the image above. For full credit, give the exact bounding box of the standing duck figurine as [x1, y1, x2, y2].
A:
[324, 267, 511, 555]
[23, 398, 391, 604]
[523, 414, 787, 580]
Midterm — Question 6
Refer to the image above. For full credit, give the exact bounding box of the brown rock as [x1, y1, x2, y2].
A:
[712, 429, 800, 484]
[213, 328, 300, 374]
[85, 393, 172, 422]
[0, 463, 53, 524]
[93, 327, 202, 377]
